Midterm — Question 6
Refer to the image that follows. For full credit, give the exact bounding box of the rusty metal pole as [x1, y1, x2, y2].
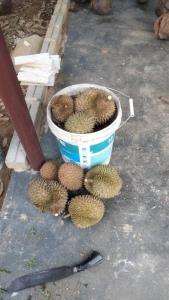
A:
[0, 29, 45, 170]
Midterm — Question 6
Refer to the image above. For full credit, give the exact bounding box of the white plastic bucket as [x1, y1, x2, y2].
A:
[47, 84, 123, 168]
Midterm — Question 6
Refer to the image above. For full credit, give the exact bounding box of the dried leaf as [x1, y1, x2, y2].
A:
[0, 180, 4, 197]
[91, 0, 112, 15]
[101, 48, 109, 54]
[2, 137, 8, 148]
[156, 0, 169, 17]
[154, 13, 169, 39]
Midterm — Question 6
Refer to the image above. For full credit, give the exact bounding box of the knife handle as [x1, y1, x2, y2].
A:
[74, 251, 103, 273]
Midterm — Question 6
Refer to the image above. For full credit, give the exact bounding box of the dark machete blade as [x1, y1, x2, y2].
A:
[8, 251, 103, 293]
[8, 266, 74, 293]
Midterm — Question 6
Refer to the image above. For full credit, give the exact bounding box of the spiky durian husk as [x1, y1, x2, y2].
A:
[84, 165, 122, 199]
[64, 112, 95, 134]
[58, 163, 84, 191]
[95, 92, 116, 124]
[40, 160, 60, 180]
[75, 88, 98, 112]
[68, 195, 105, 229]
[89, 174, 116, 199]
[28, 179, 52, 208]
[51, 95, 74, 123]
[75, 89, 116, 125]
[28, 179, 68, 214]
[48, 182, 68, 215]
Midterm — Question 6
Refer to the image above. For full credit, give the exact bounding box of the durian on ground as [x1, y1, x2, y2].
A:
[58, 162, 84, 191]
[28, 178, 68, 215]
[40, 160, 60, 180]
[68, 195, 105, 229]
[28, 178, 52, 207]
[84, 165, 122, 199]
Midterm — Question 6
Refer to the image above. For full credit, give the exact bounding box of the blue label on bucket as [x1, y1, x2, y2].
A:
[59, 140, 79, 153]
[58, 140, 80, 163]
[90, 134, 115, 153]
[91, 144, 113, 165]
[58, 133, 115, 168]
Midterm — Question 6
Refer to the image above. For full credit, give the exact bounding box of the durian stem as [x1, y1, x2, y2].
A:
[108, 95, 112, 101]
[84, 178, 93, 183]
[63, 214, 70, 219]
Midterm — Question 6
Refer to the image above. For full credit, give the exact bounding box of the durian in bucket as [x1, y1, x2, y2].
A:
[47, 84, 134, 169]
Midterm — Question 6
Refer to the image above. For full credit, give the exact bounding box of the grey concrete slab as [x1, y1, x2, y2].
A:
[1, 0, 169, 299]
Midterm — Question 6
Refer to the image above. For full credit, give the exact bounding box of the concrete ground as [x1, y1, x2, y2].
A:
[1, 0, 169, 299]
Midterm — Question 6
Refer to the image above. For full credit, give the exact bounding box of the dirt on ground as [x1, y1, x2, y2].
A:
[0, 0, 57, 49]
[0, 0, 58, 208]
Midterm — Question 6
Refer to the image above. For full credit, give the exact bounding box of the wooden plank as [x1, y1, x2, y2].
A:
[48, 0, 70, 54]
[41, 0, 63, 53]
[34, 103, 44, 137]
[0, 29, 45, 171]
[27, 0, 70, 101]
[5, 132, 20, 169]
[14, 101, 41, 171]
[5, 103, 31, 169]
[26, 85, 36, 97]
[48, 15, 63, 54]
[34, 86, 46, 100]
[33, 0, 67, 106]
[25, 96, 37, 105]
[12, 144, 29, 171]
[6, 0, 70, 171]
[43, 0, 62, 40]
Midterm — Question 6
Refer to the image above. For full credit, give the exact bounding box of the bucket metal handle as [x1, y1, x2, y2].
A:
[108, 88, 135, 129]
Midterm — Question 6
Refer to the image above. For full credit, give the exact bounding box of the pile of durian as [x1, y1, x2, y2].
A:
[51, 88, 116, 133]
[28, 161, 122, 229]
